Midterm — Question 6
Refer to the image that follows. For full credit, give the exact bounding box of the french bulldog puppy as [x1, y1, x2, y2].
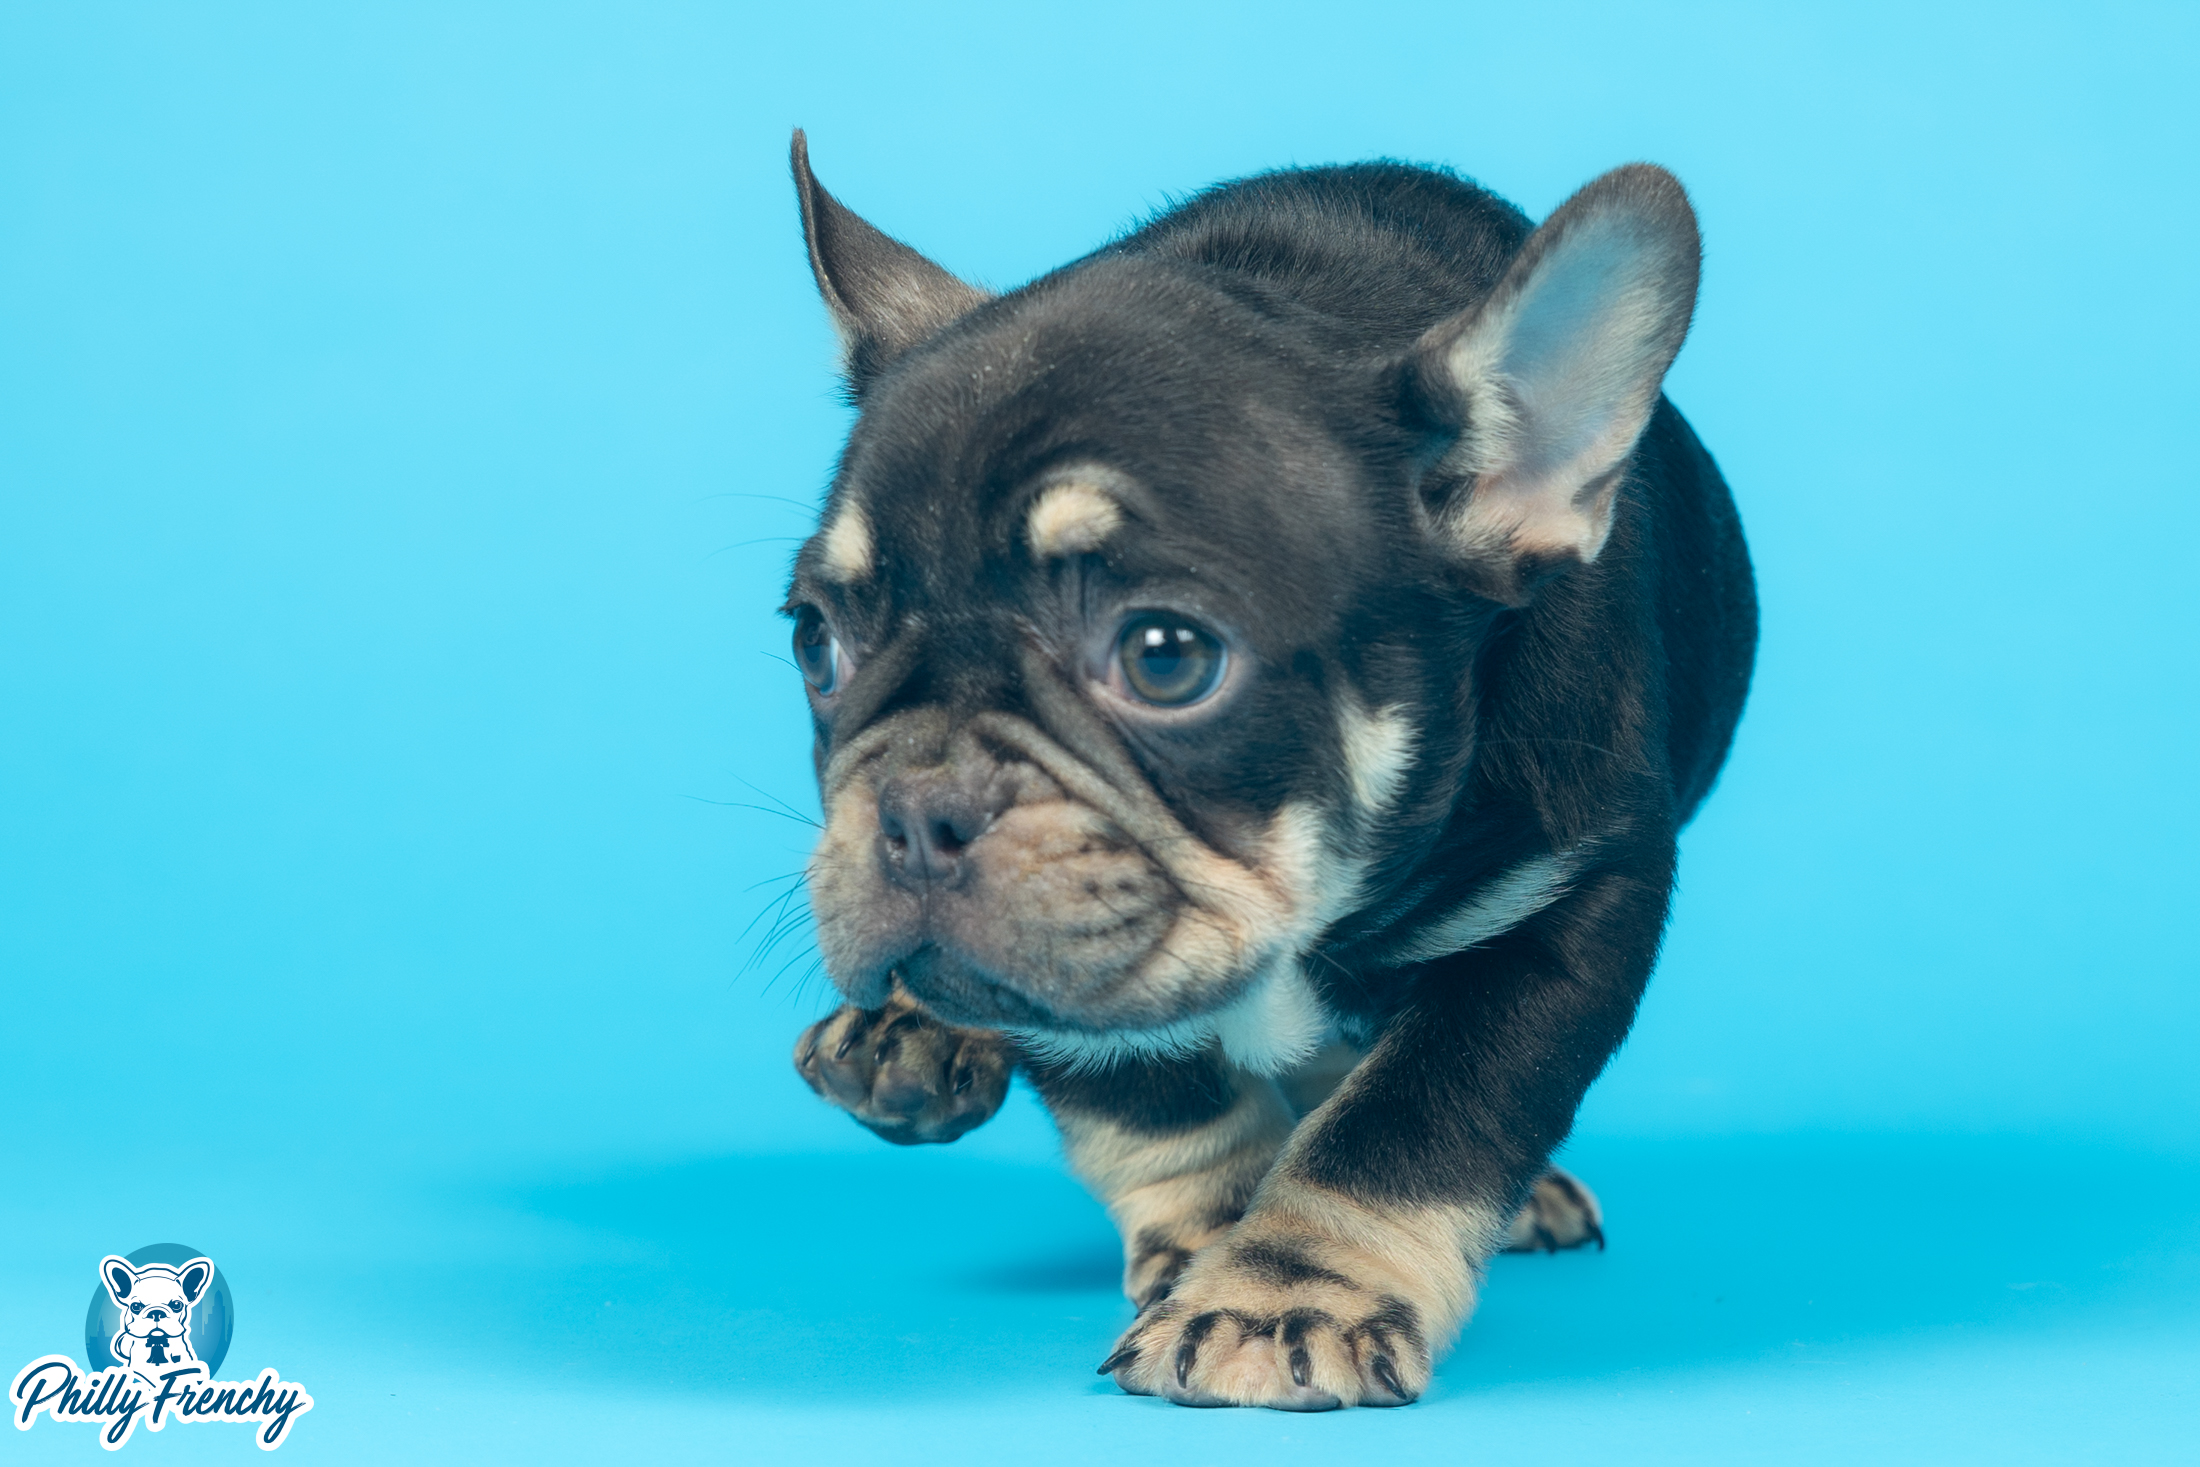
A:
[783, 131, 1755, 1409]
[102, 1256, 213, 1385]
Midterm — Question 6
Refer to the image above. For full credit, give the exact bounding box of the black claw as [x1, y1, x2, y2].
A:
[1588, 1220, 1607, 1251]
[1371, 1354, 1408, 1400]
[1098, 1345, 1139, 1377]
[1290, 1346, 1311, 1387]
[1175, 1311, 1221, 1389]
[875, 1011, 923, 1065]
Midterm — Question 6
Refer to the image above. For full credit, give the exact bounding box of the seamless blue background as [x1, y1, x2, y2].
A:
[3, 2, 2195, 1461]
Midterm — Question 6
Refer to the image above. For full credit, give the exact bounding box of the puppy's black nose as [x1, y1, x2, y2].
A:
[875, 768, 1001, 888]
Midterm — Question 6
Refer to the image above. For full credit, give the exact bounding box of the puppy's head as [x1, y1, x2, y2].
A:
[102, 1257, 211, 1344]
[782, 136, 1699, 1064]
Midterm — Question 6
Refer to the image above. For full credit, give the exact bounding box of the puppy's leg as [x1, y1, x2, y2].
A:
[1030, 1050, 1296, 1308]
[794, 983, 1013, 1145]
[1273, 1040, 1363, 1119]
[1501, 1167, 1605, 1252]
[1101, 861, 1664, 1408]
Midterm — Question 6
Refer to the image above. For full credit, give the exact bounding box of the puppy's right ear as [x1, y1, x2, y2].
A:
[791, 130, 990, 395]
[101, 1256, 136, 1306]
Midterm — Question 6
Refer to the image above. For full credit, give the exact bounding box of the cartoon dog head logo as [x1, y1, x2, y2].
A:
[100, 1255, 213, 1383]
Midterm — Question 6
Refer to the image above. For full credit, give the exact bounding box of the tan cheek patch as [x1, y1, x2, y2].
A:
[931, 801, 1178, 994]
[1025, 483, 1123, 559]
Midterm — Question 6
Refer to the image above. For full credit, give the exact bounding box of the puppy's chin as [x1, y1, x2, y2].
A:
[891, 947, 1079, 1029]
[831, 937, 1256, 1036]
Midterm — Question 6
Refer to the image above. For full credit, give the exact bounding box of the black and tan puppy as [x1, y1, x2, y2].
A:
[783, 131, 1755, 1409]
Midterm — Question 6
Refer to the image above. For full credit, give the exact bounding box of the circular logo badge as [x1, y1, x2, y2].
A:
[83, 1243, 233, 1375]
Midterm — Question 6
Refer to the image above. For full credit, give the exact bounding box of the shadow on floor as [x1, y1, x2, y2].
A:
[380, 1133, 2200, 1404]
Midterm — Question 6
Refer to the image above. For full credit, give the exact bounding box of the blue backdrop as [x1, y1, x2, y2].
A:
[4, 2, 2195, 1461]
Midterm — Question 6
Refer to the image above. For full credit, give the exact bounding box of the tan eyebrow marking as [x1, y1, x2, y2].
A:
[1026, 483, 1124, 560]
[819, 503, 874, 583]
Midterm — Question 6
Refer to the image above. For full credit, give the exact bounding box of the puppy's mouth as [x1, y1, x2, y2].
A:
[805, 711, 1326, 1036]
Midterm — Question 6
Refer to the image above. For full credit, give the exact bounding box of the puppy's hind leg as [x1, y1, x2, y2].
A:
[1502, 1167, 1606, 1252]
[794, 981, 1014, 1145]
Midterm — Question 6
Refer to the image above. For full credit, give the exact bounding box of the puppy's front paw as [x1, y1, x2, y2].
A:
[1098, 1221, 1443, 1410]
[1501, 1167, 1605, 1252]
[793, 987, 1011, 1144]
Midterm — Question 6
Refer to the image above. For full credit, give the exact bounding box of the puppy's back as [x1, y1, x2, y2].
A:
[1110, 162, 1535, 348]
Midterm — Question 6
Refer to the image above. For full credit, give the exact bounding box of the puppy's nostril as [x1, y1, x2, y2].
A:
[874, 768, 1002, 888]
[925, 817, 966, 856]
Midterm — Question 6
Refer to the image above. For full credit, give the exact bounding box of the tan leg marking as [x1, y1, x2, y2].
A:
[1054, 1075, 1296, 1306]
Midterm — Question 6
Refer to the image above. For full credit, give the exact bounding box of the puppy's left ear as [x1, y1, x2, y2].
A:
[176, 1259, 214, 1304]
[1409, 164, 1700, 603]
[791, 130, 991, 395]
[101, 1257, 137, 1307]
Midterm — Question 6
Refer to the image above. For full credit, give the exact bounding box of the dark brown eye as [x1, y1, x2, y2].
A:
[792, 607, 841, 695]
[1117, 614, 1226, 706]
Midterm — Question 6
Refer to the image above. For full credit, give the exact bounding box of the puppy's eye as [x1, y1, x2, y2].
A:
[791, 607, 845, 696]
[130, 1303, 144, 1315]
[1116, 614, 1226, 707]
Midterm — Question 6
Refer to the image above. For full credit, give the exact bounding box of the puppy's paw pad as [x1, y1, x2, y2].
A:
[1503, 1167, 1605, 1253]
[793, 988, 1011, 1144]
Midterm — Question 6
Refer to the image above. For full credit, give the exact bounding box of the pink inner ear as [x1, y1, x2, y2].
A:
[1425, 170, 1698, 580]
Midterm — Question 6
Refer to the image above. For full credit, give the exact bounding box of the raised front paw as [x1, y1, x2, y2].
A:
[1098, 1218, 1445, 1410]
[793, 986, 1012, 1144]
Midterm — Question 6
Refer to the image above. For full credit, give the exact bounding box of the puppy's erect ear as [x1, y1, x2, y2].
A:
[102, 1257, 137, 1306]
[791, 130, 990, 393]
[176, 1258, 214, 1304]
[1410, 164, 1700, 603]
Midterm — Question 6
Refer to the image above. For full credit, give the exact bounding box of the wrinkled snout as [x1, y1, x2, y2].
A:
[806, 710, 1295, 1035]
